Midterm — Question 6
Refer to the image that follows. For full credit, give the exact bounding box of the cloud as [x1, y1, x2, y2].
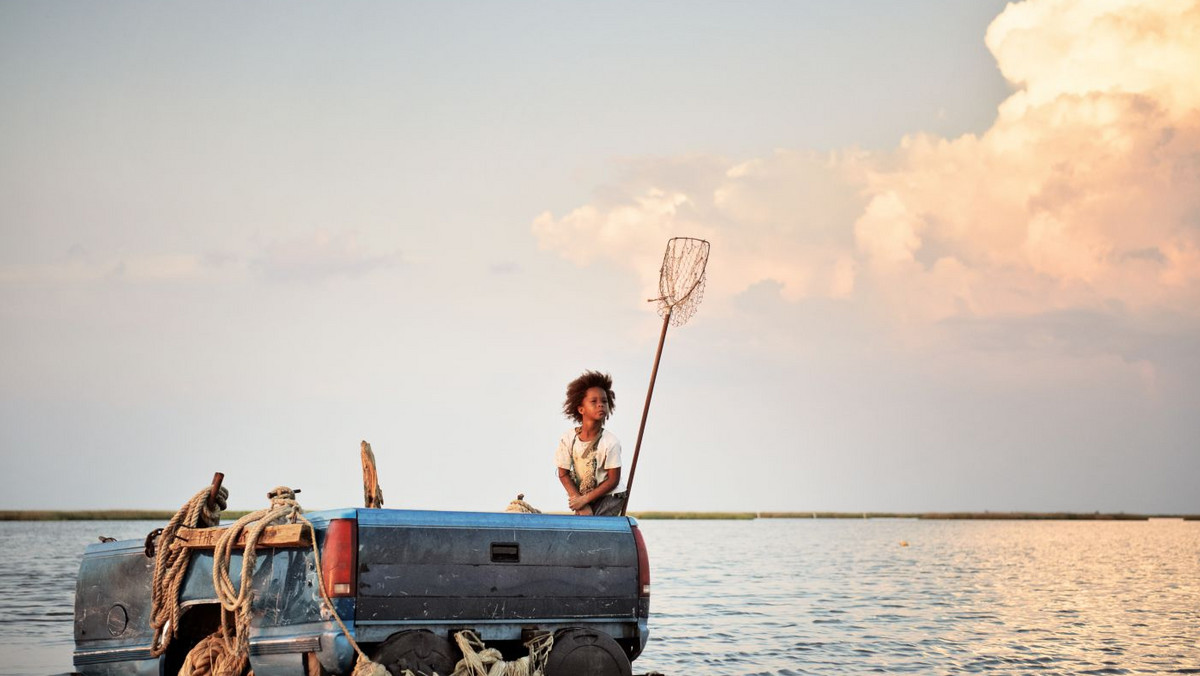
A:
[251, 230, 401, 282]
[489, 261, 521, 275]
[0, 230, 402, 287]
[532, 0, 1200, 331]
[986, 0, 1200, 115]
[0, 250, 213, 285]
[532, 187, 698, 281]
[534, 149, 872, 304]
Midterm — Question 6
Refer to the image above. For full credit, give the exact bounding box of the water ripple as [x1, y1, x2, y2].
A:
[3, 519, 1200, 674]
[632, 518, 1200, 675]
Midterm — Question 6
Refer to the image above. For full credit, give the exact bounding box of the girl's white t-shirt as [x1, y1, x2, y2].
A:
[555, 429, 622, 488]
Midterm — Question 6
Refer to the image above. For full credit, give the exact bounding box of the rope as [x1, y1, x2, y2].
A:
[178, 632, 223, 676]
[294, 502, 388, 676]
[208, 486, 390, 676]
[149, 485, 227, 657]
[450, 630, 553, 676]
[157, 483, 387, 676]
[209, 486, 302, 675]
[163, 483, 555, 676]
[504, 493, 541, 514]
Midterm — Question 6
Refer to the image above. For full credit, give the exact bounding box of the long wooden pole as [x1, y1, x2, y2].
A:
[621, 309, 672, 516]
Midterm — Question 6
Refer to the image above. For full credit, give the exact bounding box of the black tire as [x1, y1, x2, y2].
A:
[545, 628, 632, 676]
[372, 630, 458, 676]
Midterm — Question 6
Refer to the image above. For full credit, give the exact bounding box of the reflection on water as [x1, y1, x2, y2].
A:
[2, 519, 1198, 675]
[634, 518, 1200, 674]
[0, 520, 162, 676]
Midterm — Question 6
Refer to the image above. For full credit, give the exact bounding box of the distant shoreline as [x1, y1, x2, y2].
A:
[634, 511, 1200, 521]
[1, 510, 1196, 522]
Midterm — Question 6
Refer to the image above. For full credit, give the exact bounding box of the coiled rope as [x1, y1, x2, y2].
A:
[155, 483, 387, 676]
[149, 485, 227, 657]
[449, 630, 553, 676]
[161, 484, 554, 676]
[504, 493, 541, 514]
[206, 486, 303, 676]
[176, 632, 224, 676]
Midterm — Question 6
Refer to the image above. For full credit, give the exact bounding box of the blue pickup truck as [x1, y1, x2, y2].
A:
[72, 508, 651, 675]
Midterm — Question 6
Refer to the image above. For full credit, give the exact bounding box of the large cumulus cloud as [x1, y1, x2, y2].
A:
[533, 0, 1200, 332]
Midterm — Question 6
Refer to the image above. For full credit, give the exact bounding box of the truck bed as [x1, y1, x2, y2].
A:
[73, 508, 650, 676]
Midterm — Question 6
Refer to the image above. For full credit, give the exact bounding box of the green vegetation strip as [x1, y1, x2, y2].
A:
[758, 512, 1184, 520]
[629, 511, 757, 520]
[2, 510, 1196, 521]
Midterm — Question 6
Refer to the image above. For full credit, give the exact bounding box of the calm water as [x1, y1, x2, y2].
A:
[1, 518, 1198, 675]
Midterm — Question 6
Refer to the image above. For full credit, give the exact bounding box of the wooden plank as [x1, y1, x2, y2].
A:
[176, 523, 310, 550]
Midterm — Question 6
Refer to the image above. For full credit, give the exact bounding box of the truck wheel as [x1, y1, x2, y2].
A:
[545, 628, 632, 676]
[372, 630, 458, 676]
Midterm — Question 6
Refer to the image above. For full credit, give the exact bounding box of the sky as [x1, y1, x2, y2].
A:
[2, 0, 1197, 515]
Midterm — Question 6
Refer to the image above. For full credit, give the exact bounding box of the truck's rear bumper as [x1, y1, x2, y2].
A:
[356, 616, 645, 645]
[74, 624, 356, 676]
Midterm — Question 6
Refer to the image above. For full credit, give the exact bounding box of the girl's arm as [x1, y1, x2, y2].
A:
[558, 468, 581, 499]
[559, 468, 594, 515]
[567, 467, 621, 512]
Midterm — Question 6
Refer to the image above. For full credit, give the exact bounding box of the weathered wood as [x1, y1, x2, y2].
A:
[207, 472, 225, 510]
[175, 523, 310, 550]
[361, 439, 384, 509]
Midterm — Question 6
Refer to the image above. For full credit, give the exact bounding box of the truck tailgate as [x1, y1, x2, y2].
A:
[356, 510, 639, 623]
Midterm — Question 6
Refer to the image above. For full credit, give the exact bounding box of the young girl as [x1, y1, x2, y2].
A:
[555, 371, 626, 516]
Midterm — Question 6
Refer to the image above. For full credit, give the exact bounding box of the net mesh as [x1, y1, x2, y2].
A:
[655, 237, 710, 327]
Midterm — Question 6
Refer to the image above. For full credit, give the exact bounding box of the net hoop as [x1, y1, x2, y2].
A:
[654, 237, 710, 327]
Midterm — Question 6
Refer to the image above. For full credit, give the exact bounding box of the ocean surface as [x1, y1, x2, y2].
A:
[1, 518, 1198, 675]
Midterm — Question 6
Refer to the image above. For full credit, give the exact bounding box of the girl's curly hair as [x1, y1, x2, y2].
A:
[562, 370, 616, 423]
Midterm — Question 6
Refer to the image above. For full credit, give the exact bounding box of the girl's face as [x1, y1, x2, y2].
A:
[578, 386, 609, 424]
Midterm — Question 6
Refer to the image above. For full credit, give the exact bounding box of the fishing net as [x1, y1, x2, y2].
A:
[654, 237, 710, 327]
[624, 236, 712, 517]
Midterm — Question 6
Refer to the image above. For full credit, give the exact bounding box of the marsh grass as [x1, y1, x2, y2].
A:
[2, 510, 1194, 521]
[629, 511, 757, 520]
[757, 511, 1161, 520]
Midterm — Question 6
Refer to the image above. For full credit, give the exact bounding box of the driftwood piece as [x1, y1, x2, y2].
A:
[361, 440, 384, 509]
[175, 523, 310, 550]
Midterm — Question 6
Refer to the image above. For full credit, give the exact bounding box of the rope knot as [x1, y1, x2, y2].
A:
[267, 486, 303, 518]
[200, 486, 229, 528]
[267, 485, 297, 501]
[505, 494, 542, 514]
[159, 479, 382, 676]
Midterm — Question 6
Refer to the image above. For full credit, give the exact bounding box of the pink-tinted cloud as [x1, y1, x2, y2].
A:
[533, 0, 1200, 328]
